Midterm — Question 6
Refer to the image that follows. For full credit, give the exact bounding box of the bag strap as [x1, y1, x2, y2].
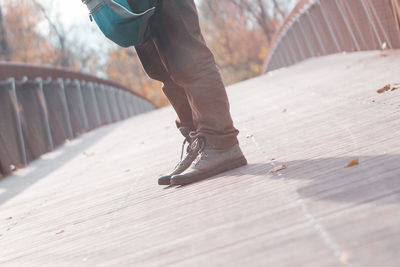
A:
[83, 0, 155, 18]
[108, 0, 155, 18]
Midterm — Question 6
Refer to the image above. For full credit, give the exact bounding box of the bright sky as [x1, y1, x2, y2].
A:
[34, 0, 202, 51]
[37, 0, 201, 29]
[38, 0, 90, 26]
[33, 0, 110, 52]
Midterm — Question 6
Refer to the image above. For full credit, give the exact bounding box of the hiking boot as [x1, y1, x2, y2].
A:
[158, 127, 199, 185]
[170, 136, 247, 186]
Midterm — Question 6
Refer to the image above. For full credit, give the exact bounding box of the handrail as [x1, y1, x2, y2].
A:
[0, 63, 155, 177]
[0, 62, 149, 101]
[264, 0, 400, 72]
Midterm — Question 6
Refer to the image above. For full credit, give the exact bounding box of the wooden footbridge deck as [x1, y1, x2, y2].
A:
[0, 50, 399, 266]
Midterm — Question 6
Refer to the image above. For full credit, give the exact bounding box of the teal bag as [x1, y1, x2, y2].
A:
[82, 0, 157, 47]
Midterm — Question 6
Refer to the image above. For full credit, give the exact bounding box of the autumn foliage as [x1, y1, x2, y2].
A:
[0, 1, 54, 64]
[0, 0, 292, 107]
[106, 48, 168, 107]
[0, 0, 103, 72]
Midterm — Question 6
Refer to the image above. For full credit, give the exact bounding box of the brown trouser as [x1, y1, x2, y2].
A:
[135, 0, 238, 149]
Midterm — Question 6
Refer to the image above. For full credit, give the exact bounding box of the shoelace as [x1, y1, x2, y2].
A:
[180, 138, 190, 160]
[180, 132, 206, 160]
[190, 136, 206, 154]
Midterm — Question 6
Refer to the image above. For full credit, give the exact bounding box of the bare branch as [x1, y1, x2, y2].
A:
[0, 6, 11, 60]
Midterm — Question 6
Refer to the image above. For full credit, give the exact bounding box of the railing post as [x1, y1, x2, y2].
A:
[139, 98, 146, 113]
[136, 97, 142, 114]
[306, 9, 327, 55]
[75, 80, 90, 131]
[279, 42, 292, 66]
[58, 78, 74, 139]
[291, 23, 307, 60]
[286, 30, 301, 63]
[274, 48, 284, 69]
[318, 0, 341, 52]
[298, 17, 315, 57]
[119, 90, 129, 119]
[342, 0, 367, 50]
[104, 85, 114, 122]
[131, 95, 138, 113]
[270, 45, 279, 70]
[116, 90, 124, 120]
[273, 49, 283, 68]
[8, 78, 27, 166]
[36, 77, 54, 151]
[393, 0, 400, 37]
[108, 86, 121, 121]
[364, 0, 393, 49]
[132, 95, 140, 115]
[135, 95, 142, 115]
[101, 84, 113, 123]
[282, 36, 297, 65]
[125, 94, 132, 116]
[335, 0, 361, 51]
[89, 82, 102, 127]
[113, 87, 122, 121]
[279, 48, 288, 67]
[124, 91, 133, 117]
[359, 0, 383, 48]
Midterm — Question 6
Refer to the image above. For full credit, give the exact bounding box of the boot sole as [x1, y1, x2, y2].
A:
[158, 176, 172, 185]
[170, 156, 248, 186]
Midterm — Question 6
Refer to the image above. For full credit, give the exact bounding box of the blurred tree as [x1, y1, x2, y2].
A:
[0, 6, 11, 60]
[229, 0, 288, 43]
[107, 0, 293, 106]
[199, 0, 291, 85]
[1, 0, 56, 64]
[32, 0, 103, 73]
[107, 48, 168, 107]
[1, 0, 157, 105]
[33, 1, 73, 68]
[0, 0, 103, 74]
[0, 0, 293, 107]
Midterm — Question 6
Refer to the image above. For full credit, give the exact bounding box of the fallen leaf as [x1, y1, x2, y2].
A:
[345, 159, 359, 168]
[340, 252, 350, 263]
[268, 165, 287, 174]
[9, 164, 16, 171]
[56, 230, 65, 235]
[377, 84, 391, 94]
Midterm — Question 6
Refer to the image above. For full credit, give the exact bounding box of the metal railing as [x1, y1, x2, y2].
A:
[264, 0, 400, 72]
[0, 63, 155, 177]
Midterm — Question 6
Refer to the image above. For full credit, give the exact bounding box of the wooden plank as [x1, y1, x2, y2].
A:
[0, 50, 399, 266]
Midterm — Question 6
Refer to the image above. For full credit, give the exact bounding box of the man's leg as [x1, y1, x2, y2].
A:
[135, 38, 199, 185]
[153, 0, 239, 149]
[135, 38, 194, 130]
[151, 0, 247, 185]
